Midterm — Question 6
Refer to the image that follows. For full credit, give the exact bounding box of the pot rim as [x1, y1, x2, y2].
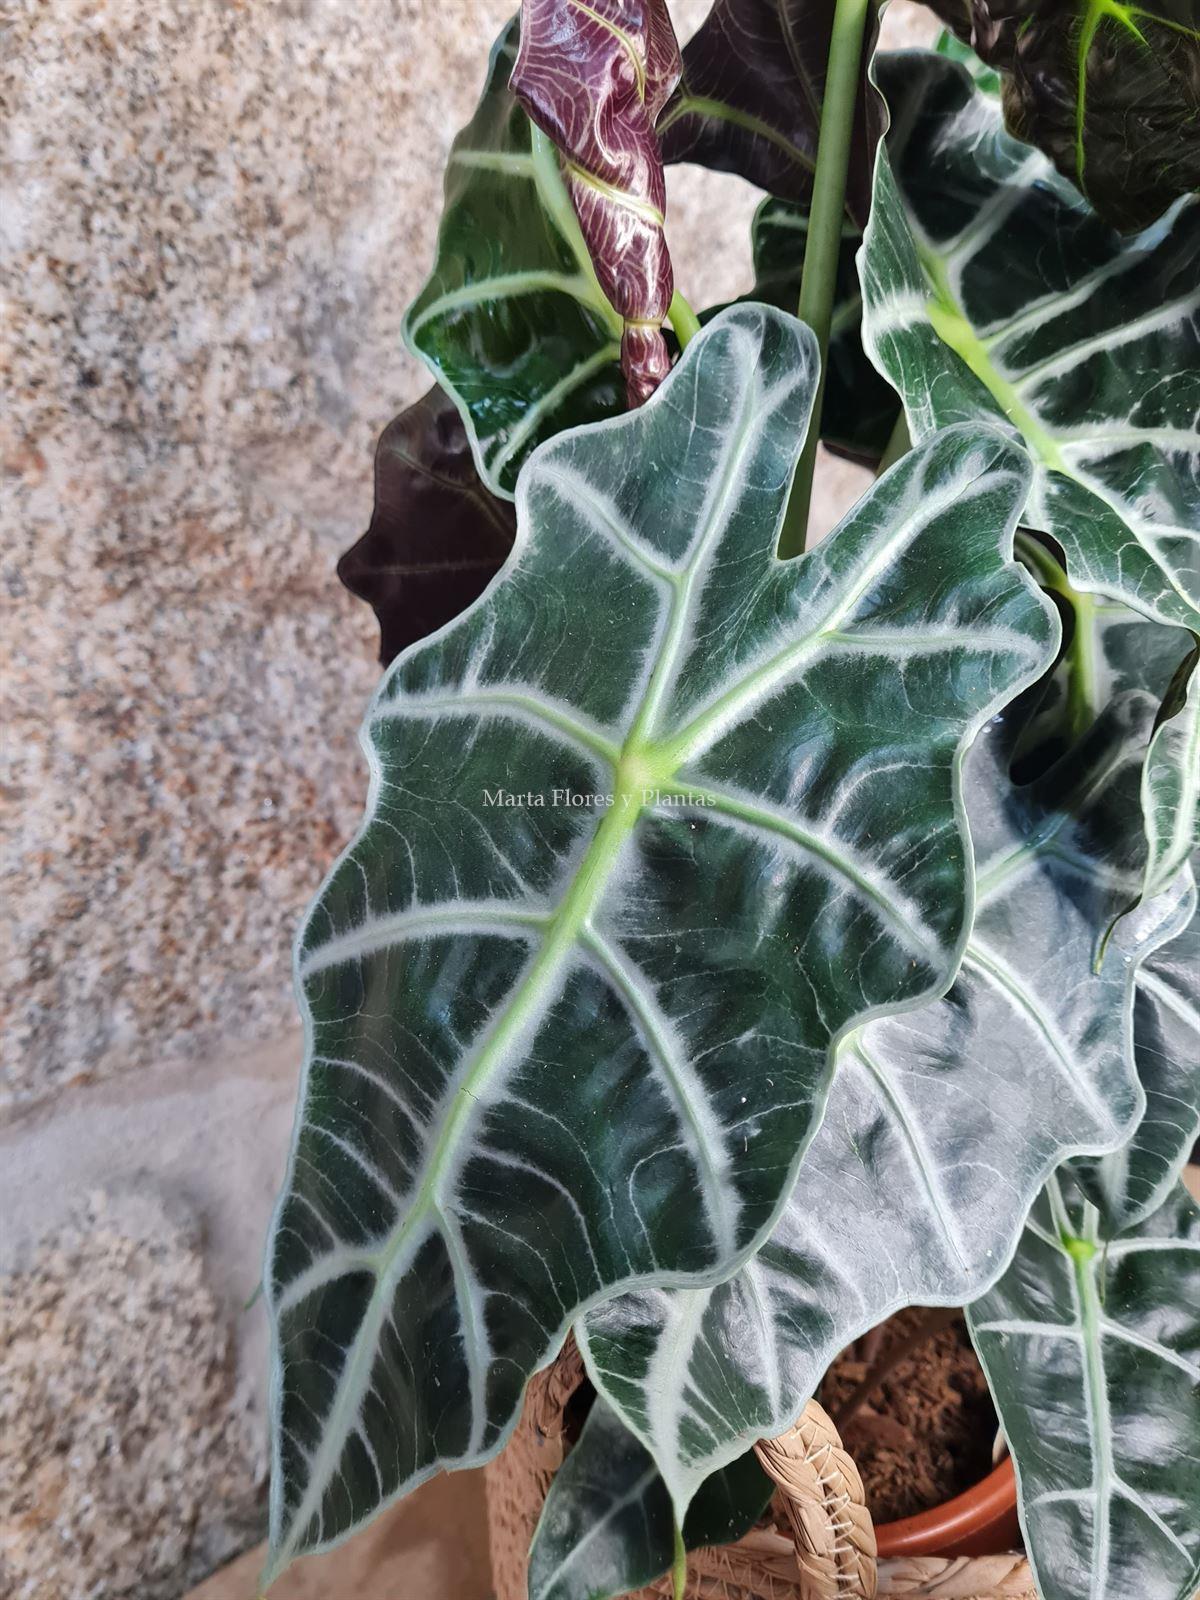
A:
[872, 1454, 1018, 1558]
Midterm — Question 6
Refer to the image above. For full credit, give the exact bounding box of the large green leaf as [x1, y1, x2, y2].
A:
[528, 1398, 771, 1600]
[579, 697, 1187, 1515]
[969, 1172, 1200, 1600]
[1012, 537, 1200, 924]
[263, 304, 1055, 1580]
[405, 23, 625, 498]
[860, 50, 1200, 635]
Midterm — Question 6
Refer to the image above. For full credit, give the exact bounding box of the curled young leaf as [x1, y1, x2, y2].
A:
[511, 0, 682, 405]
[338, 389, 516, 667]
[926, 0, 1200, 233]
[658, 0, 884, 225]
[580, 697, 1188, 1515]
[969, 1172, 1200, 1600]
[263, 304, 1054, 1581]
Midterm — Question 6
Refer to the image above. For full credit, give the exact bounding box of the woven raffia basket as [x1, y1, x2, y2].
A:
[485, 1341, 1037, 1600]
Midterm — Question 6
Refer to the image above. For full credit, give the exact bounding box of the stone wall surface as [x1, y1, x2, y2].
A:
[0, 2, 934, 1596]
[0, 0, 768, 1114]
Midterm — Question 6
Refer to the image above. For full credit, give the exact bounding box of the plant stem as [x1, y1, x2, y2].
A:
[672, 1521, 687, 1600]
[777, 0, 874, 558]
[668, 289, 702, 349]
[876, 410, 910, 474]
[1013, 531, 1097, 738]
[1064, 588, 1098, 739]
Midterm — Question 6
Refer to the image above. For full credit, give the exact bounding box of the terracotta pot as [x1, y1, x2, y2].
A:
[874, 1454, 1021, 1559]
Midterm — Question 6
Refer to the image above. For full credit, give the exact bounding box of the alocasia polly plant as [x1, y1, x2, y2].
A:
[270, 5, 1200, 1598]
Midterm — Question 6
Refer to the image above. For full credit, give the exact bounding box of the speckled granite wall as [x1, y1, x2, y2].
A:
[2, 0, 523, 1108]
[0, 0, 767, 1115]
[0, 2, 933, 1595]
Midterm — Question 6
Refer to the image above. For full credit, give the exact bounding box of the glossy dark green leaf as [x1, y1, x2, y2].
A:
[337, 388, 516, 667]
[969, 1171, 1200, 1600]
[746, 199, 899, 460]
[925, 0, 1200, 233]
[528, 1398, 771, 1600]
[860, 50, 1200, 636]
[512, 0, 681, 405]
[405, 23, 625, 497]
[263, 304, 1056, 1580]
[580, 698, 1187, 1513]
[658, 0, 883, 225]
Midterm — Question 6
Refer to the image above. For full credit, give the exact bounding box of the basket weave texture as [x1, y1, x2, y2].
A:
[484, 1344, 1038, 1600]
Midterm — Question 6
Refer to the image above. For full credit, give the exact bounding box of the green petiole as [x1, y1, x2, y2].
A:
[778, 0, 875, 558]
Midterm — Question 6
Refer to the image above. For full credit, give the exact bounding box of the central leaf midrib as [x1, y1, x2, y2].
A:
[655, 465, 988, 766]
[916, 242, 1071, 474]
[1056, 1184, 1114, 1600]
[273, 367, 775, 1566]
[271, 787, 645, 1575]
[912, 236, 1197, 622]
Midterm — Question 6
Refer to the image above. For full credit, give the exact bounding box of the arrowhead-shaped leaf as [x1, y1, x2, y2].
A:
[658, 0, 883, 226]
[579, 695, 1185, 1515]
[969, 1171, 1200, 1600]
[263, 304, 1055, 1579]
[528, 1398, 771, 1600]
[511, 0, 681, 406]
[405, 22, 625, 498]
[860, 51, 1200, 635]
[337, 388, 516, 666]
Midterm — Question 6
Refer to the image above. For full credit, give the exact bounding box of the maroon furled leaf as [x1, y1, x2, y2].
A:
[511, 0, 682, 405]
[337, 389, 516, 667]
[658, 0, 883, 226]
